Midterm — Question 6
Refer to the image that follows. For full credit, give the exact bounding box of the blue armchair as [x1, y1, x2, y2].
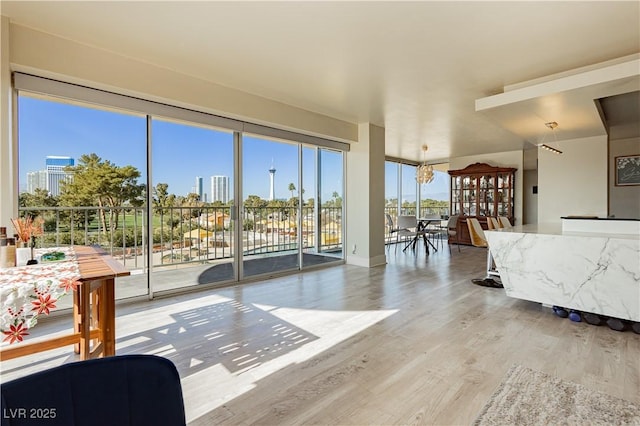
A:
[1, 355, 185, 426]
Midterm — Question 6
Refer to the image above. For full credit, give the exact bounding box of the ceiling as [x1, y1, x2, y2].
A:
[1, 1, 639, 163]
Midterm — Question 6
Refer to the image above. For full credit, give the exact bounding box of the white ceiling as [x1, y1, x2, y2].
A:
[2, 1, 639, 163]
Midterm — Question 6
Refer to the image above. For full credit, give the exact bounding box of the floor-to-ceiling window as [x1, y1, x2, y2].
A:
[419, 169, 450, 218]
[401, 164, 417, 215]
[305, 148, 343, 265]
[14, 73, 347, 299]
[151, 118, 236, 291]
[17, 93, 148, 301]
[386, 160, 449, 220]
[241, 135, 300, 278]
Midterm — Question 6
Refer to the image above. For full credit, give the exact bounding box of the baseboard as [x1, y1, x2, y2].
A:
[346, 254, 387, 268]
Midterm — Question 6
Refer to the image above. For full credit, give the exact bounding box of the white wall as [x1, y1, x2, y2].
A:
[538, 135, 607, 224]
[449, 150, 524, 225]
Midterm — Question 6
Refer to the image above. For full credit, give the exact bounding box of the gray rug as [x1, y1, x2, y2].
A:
[474, 365, 640, 425]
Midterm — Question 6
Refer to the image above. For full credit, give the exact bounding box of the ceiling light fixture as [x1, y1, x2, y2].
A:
[538, 121, 563, 154]
[416, 145, 435, 184]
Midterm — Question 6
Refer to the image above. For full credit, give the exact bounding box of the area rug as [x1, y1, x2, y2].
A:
[474, 365, 640, 425]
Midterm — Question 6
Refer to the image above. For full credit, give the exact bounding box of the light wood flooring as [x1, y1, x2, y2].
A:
[1, 244, 638, 425]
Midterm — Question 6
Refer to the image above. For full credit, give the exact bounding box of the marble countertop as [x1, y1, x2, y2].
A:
[487, 223, 640, 240]
[561, 216, 639, 221]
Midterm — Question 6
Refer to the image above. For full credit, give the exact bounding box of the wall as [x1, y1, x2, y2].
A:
[345, 123, 386, 268]
[609, 136, 640, 219]
[449, 150, 524, 225]
[9, 23, 358, 144]
[523, 169, 538, 224]
[0, 16, 17, 227]
[538, 135, 607, 224]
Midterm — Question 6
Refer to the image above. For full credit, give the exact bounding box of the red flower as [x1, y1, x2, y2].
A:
[3, 323, 29, 344]
[31, 294, 57, 315]
[59, 278, 79, 292]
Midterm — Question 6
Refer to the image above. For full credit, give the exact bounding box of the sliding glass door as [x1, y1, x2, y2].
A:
[15, 74, 347, 300]
[241, 135, 300, 278]
[302, 148, 343, 267]
[17, 93, 149, 301]
[151, 118, 236, 291]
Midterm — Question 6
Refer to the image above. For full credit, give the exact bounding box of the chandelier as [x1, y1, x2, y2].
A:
[416, 145, 435, 184]
[539, 121, 562, 154]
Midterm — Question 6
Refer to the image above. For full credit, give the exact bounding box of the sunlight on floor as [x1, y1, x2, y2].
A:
[0, 289, 398, 423]
[183, 304, 397, 421]
[113, 293, 398, 422]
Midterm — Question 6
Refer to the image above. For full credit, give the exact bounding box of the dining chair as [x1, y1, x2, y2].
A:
[467, 217, 503, 288]
[446, 215, 461, 253]
[487, 217, 501, 230]
[498, 216, 512, 228]
[385, 213, 401, 251]
[397, 215, 426, 252]
[421, 216, 443, 251]
[385, 213, 395, 239]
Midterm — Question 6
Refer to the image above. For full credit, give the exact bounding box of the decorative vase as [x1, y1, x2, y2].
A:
[16, 247, 31, 267]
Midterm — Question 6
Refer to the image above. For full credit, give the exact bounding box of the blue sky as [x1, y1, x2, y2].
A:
[18, 95, 447, 202]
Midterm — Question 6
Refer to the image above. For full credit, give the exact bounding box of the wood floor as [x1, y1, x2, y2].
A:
[1, 244, 638, 425]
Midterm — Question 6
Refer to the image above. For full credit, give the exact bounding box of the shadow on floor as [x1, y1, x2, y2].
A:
[197, 253, 341, 284]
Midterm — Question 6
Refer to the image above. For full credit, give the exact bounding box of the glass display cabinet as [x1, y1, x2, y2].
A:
[448, 163, 516, 245]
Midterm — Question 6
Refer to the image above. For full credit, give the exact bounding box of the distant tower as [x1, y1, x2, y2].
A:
[195, 176, 203, 200]
[269, 164, 276, 201]
[211, 176, 229, 203]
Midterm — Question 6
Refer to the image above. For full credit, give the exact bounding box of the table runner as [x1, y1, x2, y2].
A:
[0, 247, 81, 344]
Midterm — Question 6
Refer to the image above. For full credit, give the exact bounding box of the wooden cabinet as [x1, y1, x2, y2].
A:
[448, 163, 516, 245]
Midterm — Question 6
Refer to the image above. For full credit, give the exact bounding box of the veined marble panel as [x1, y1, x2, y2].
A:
[486, 229, 640, 322]
[562, 218, 640, 235]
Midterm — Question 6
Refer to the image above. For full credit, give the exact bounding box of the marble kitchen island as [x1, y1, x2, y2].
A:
[485, 219, 639, 322]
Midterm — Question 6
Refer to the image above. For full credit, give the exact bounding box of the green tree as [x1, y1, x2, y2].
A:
[244, 195, 267, 215]
[181, 192, 202, 219]
[288, 183, 296, 199]
[152, 183, 176, 215]
[19, 188, 59, 209]
[287, 197, 299, 208]
[18, 189, 60, 232]
[60, 153, 144, 234]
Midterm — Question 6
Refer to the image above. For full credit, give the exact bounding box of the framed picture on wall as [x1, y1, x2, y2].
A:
[615, 155, 640, 186]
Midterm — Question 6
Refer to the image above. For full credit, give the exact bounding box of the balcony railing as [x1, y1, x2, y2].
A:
[18, 204, 446, 266]
[18, 205, 342, 270]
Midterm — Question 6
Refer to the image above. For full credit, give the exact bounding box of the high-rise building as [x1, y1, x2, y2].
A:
[195, 176, 203, 201]
[211, 175, 229, 203]
[45, 156, 74, 196]
[26, 170, 48, 193]
[25, 156, 74, 195]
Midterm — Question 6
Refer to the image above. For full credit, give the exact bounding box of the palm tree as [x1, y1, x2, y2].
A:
[288, 183, 296, 199]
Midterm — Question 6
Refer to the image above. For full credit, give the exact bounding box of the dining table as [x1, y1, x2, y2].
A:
[0, 245, 129, 361]
[403, 217, 442, 254]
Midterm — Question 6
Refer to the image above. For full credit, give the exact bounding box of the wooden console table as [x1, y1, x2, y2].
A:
[0, 246, 129, 361]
